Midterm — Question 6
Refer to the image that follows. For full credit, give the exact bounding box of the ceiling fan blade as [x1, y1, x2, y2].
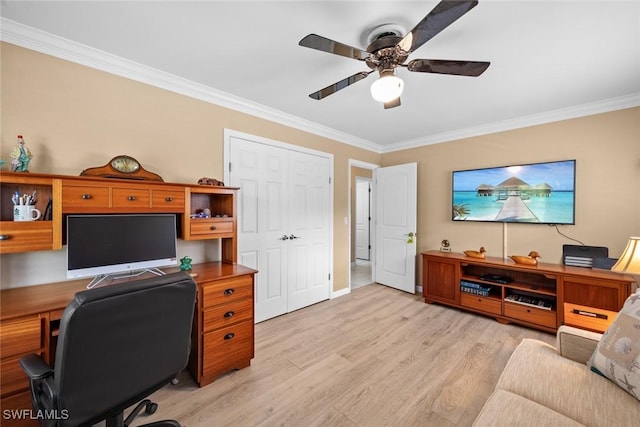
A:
[407, 59, 490, 76]
[299, 34, 370, 61]
[398, 0, 479, 54]
[384, 98, 401, 109]
[308, 71, 373, 100]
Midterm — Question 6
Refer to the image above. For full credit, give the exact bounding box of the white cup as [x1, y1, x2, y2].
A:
[13, 205, 41, 221]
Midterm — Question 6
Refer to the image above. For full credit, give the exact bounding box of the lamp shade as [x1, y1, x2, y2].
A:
[612, 237, 640, 274]
[370, 74, 404, 103]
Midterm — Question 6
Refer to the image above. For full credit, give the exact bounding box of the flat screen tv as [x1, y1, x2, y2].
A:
[67, 214, 178, 287]
[452, 159, 576, 224]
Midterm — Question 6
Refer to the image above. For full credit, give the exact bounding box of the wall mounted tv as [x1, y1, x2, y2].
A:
[452, 160, 576, 224]
[67, 214, 178, 288]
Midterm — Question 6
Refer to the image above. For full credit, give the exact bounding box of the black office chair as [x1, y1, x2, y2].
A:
[19, 271, 197, 427]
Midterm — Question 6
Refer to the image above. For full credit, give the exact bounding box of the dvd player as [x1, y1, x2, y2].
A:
[479, 274, 513, 284]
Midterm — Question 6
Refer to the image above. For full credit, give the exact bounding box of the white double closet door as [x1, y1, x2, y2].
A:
[226, 132, 332, 323]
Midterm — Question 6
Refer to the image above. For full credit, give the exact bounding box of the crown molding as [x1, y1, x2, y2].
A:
[384, 93, 640, 153]
[2, 18, 638, 155]
[0, 18, 383, 154]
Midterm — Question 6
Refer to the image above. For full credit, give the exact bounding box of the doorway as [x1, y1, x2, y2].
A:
[349, 161, 418, 294]
[349, 160, 378, 290]
[354, 177, 371, 261]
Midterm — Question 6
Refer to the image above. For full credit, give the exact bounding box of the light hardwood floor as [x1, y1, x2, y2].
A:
[132, 284, 555, 427]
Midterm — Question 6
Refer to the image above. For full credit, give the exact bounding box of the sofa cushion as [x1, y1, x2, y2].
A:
[496, 338, 639, 426]
[473, 389, 584, 427]
[588, 291, 640, 401]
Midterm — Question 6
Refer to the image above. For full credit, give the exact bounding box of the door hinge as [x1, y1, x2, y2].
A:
[328, 273, 331, 280]
[329, 177, 332, 184]
[228, 162, 232, 172]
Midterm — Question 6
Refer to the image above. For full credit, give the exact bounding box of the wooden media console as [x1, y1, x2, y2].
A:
[421, 251, 634, 334]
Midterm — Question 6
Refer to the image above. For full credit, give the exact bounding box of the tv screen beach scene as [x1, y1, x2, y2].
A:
[452, 160, 576, 224]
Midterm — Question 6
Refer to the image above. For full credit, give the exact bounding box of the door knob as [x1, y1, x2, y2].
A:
[279, 235, 289, 240]
[289, 234, 300, 240]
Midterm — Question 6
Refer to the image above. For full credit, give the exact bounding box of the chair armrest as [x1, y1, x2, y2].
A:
[19, 353, 53, 380]
[556, 325, 603, 364]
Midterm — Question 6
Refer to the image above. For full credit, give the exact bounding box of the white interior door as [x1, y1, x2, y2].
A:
[374, 163, 417, 293]
[355, 178, 371, 260]
[287, 151, 331, 312]
[229, 136, 289, 322]
[228, 132, 332, 323]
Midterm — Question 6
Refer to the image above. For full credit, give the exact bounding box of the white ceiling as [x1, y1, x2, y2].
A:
[2, 1, 639, 153]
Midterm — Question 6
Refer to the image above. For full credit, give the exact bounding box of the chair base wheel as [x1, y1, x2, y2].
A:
[145, 401, 158, 415]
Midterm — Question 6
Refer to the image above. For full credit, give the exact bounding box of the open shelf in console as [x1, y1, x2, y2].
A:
[504, 291, 555, 311]
[461, 263, 557, 297]
[460, 279, 501, 299]
[461, 260, 558, 329]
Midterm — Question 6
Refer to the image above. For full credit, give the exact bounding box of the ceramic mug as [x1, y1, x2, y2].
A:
[13, 205, 41, 221]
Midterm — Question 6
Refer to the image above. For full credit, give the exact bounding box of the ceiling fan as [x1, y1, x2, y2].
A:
[298, 0, 490, 109]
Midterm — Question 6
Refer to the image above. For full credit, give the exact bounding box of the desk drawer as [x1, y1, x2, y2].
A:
[460, 293, 502, 316]
[62, 185, 110, 210]
[111, 188, 150, 208]
[564, 303, 617, 333]
[0, 316, 42, 359]
[202, 320, 253, 379]
[0, 222, 53, 254]
[1, 353, 40, 397]
[190, 220, 233, 236]
[202, 276, 253, 310]
[152, 189, 185, 212]
[504, 302, 556, 329]
[203, 298, 253, 332]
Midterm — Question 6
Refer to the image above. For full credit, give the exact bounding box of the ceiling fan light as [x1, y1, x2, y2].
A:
[370, 74, 404, 103]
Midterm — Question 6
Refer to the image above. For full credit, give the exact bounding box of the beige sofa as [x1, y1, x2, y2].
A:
[473, 325, 640, 426]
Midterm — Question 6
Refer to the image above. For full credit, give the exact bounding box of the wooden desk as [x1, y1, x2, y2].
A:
[0, 262, 256, 426]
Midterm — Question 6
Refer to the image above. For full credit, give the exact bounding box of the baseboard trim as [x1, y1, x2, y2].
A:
[332, 287, 351, 299]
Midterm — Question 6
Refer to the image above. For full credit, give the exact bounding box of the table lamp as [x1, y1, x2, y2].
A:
[612, 237, 640, 292]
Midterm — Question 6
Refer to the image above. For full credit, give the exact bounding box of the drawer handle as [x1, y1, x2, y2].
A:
[224, 333, 235, 340]
[223, 288, 235, 295]
[128, 195, 137, 201]
[165, 197, 173, 202]
[210, 225, 217, 230]
[477, 298, 482, 303]
[82, 194, 92, 200]
[572, 309, 608, 320]
[224, 311, 235, 318]
[0, 235, 9, 241]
